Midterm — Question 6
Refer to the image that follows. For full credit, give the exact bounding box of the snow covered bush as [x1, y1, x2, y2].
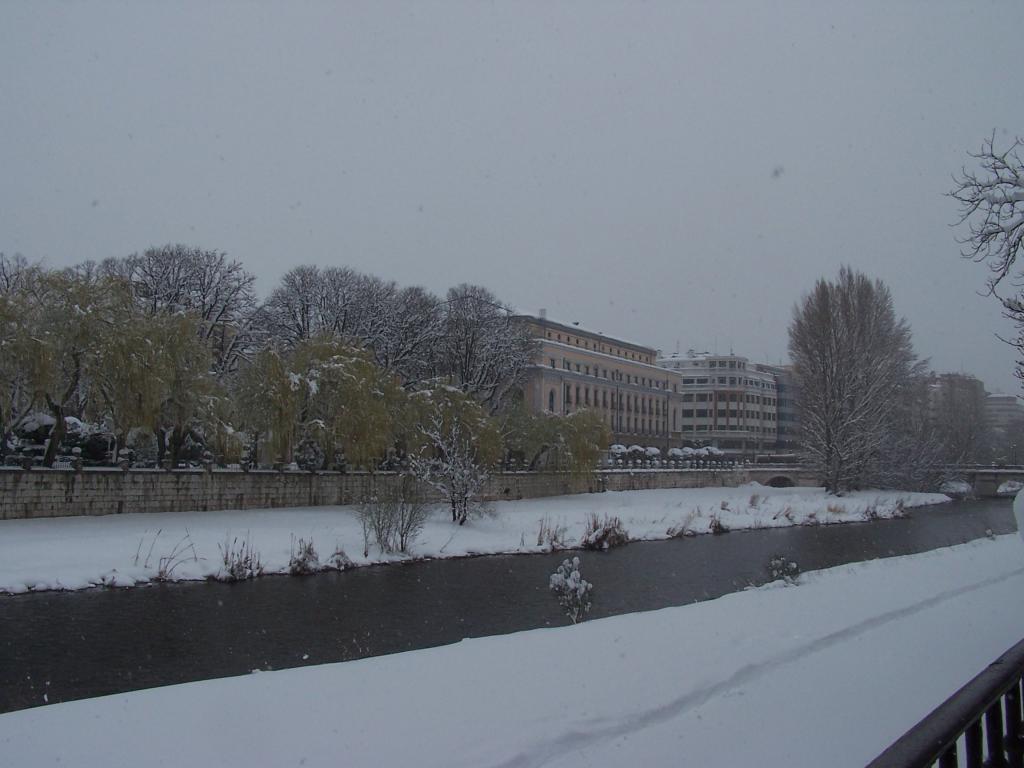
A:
[328, 547, 354, 570]
[288, 536, 320, 575]
[940, 479, 973, 498]
[767, 555, 800, 585]
[357, 475, 431, 554]
[294, 437, 325, 472]
[580, 513, 629, 550]
[998, 480, 1024, 497]
[217, 534, 263, 581]
[549, 556, 592, 624]
[708, 515, 730, 535]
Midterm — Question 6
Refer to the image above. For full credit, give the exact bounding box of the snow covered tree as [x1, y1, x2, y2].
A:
[408, 387, 502, 524]
[789, 267, 921, 493]
[951, 134, 1024, 386]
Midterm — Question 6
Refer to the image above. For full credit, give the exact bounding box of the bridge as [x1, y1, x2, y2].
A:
[738, 465, 1024, 497]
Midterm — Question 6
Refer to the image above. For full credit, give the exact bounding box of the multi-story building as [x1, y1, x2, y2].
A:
[657, 351, 779, 453]
[985, 393, 1024, 433]
[514, 312, 676, 447]
[515, 314, 795, 455]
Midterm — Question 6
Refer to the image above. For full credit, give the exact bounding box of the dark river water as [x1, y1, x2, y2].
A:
[0, 498, 1014, 714]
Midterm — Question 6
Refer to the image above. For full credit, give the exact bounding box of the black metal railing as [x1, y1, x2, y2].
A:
[868, 638, 1024, 767]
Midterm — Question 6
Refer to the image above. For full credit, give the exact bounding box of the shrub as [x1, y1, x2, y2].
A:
[289, 536, 320, 575]
[549, 556, 593, 624]
[748, 493, 761, 508]
[767, 555, 800, 585]
[217, 533, 263, 581]
[536, 515, 568, 549]
[580, 513, 630, 550]
[156, 532, 199, 581]
[357, 475, 431, 555]
[666, 510, 698, 538]
[709, 515, 730, 535]
[720, 500, 731, 511]
[295, 437, 325, 472]
[329, 547, 354, 570]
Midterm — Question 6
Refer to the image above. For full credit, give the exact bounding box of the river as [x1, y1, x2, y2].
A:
[0, 497, 1014, 714]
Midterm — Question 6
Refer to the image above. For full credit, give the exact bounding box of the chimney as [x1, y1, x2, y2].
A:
[539, 308, 547, 319]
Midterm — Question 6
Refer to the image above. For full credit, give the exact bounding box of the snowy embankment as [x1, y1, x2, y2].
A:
[0, 484, 948, 594]
[2, 532, 1021, 767]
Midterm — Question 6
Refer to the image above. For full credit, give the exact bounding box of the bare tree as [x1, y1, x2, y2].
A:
[436, 284, 536, 412]
[951, 133, 1024, 384]
[103, 245, 259, 377]
[789, 268, 920, 493]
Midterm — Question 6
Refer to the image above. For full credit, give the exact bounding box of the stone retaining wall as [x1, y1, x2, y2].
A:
[0, 466, 779, 520]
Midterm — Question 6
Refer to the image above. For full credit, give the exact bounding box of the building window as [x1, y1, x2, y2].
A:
[549, 358, 556, 368]
[548, 390, 555, 411]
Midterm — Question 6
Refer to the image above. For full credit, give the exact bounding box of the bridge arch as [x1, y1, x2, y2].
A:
[766, 475, 795, 488]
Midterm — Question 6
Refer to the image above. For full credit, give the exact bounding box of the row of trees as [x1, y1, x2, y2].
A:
[0, 247, 608, 486]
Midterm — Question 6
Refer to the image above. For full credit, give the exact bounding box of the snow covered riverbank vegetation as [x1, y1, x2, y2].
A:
[1, 532, 1017, 768]
[0, 485, 948, 594]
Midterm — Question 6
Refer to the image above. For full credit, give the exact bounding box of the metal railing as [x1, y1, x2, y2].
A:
[868, 638, 1024, 767]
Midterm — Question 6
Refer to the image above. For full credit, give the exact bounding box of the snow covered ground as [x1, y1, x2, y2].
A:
[0, 484, 948, 594]
[1, 530, 1021, 767]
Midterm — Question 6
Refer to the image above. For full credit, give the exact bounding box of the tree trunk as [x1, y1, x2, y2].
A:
[42, 399, 65, 467]
[155, 426, 166, 467]
[170, 424, 184, 467]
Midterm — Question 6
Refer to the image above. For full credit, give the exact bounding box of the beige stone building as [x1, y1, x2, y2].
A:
[514, 313, 676, 447]
[515, 314, 790, 455]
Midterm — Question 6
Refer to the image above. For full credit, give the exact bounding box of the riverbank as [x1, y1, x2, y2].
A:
[0, 484, 948, 594]
[1, 531, 1020, 767]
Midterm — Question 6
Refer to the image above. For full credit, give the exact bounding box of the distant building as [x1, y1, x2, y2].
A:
[985, 393, 1024, 433]
[761, 363, 800, 452]
[656, 351, 780, 453]
[515, 313, 795, 455]
[514, 312, 676, 447]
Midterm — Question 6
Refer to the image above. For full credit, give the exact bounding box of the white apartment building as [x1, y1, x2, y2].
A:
[657, 351, 779, 453]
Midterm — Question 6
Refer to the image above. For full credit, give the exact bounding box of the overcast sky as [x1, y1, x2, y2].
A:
[2, 2, 1023, 392]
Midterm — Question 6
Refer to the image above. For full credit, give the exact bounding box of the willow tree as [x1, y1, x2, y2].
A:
[560, 409, 612, 476]
[91, 313, 171, 460]
[291, 337, 406, 470]
[234, 347, 302, 465]
[152, 312, 215, 466]
[21, 269, 131, 465]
